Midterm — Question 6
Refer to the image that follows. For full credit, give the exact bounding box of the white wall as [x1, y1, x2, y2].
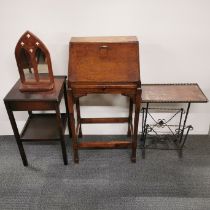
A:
[0, 0, 210, 135]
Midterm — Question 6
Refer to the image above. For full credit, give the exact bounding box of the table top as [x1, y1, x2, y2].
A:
[141, 83, 208, 103]
[4, 76, 65, 102]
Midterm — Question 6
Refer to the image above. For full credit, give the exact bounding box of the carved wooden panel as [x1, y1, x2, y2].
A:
[15, 31, 54, 91]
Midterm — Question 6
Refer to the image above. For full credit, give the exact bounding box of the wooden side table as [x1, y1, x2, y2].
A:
[141, 83, 208, 158]
[4, 76, 69, 166]
[67, 36, 142, 163]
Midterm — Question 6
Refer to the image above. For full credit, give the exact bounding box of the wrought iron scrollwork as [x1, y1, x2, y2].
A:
[140, 103, 192, 155]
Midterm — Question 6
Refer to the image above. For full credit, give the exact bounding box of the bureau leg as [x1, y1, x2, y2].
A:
[4, 102, 28, 166]
[127, 98, 133, 137]
[67, 89, 79, 163]
[131, 88, 142, 163]
[76, 98, 83, 138]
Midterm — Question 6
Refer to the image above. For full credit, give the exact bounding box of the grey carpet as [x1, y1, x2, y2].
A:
[0, 135, 210, 210]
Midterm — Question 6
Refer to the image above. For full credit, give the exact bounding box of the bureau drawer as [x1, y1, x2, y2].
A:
[68, 37, 140, 83]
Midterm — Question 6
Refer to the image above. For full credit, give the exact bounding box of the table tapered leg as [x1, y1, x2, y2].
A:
[4, 102, 28, 166]
[131, 88, 142, 162]
[67, 89, 79, 163]
[55, 104, 68, 165]
[63, 80, 72, 138]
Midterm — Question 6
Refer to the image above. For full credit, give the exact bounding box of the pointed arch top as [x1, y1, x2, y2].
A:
[15, 31, 54, 92]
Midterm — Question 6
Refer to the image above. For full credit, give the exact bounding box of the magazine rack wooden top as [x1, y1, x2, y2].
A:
[141, 83, 208, 103]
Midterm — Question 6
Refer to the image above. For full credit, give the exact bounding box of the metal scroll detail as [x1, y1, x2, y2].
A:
[140, 103, 193, 157]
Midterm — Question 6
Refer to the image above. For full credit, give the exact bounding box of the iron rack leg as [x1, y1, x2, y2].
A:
[179, 103, 191, 144]
[142, 124, 149, 159]
[140, 102, 149, 158]
[180, 125, 193, 149]
[178, 102, 191, 156]
[177, 108, 184, 136]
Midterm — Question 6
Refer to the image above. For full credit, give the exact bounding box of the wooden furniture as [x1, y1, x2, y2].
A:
[4, 76, 69, 166]
[67, 36, 142, 163]
[15, 31, 54, 92]
[141, 83, 208, 157]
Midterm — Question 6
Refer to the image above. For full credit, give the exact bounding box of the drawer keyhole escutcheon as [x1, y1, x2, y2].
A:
[99, 45, 109, 58]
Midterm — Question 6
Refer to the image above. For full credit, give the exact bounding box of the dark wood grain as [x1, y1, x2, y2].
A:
[4, 77, 68, 166]
[20, 114, 66, 141]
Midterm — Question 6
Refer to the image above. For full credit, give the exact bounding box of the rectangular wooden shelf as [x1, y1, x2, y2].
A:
[20, 113, 67, 141]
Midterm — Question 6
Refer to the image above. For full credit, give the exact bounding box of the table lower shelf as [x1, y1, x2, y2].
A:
[20, 113, 67, 141]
